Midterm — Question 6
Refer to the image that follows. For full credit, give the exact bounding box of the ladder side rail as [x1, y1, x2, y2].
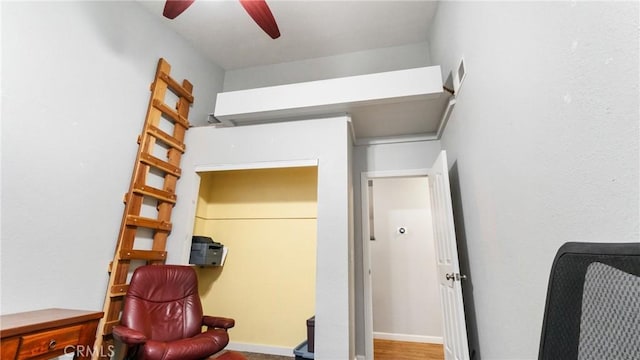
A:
[151, 79, 193, 259]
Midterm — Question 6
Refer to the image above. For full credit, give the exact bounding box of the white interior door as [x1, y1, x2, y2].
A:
[427, 151, 470, 360]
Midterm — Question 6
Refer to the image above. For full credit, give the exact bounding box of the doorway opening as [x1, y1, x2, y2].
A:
[193, 164, 318, 356]
[362, 170, 444, 360]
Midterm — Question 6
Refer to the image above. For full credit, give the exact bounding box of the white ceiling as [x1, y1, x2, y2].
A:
[137, 0, 438, 70]
[137, 0, 446, 140]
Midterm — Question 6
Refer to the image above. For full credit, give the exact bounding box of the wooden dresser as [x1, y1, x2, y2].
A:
[1, 308, 104, 360]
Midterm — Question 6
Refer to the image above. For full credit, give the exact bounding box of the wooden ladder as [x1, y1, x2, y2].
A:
[93, 58, 193, 358]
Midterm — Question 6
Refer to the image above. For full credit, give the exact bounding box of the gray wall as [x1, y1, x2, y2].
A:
[5, 2, 638, 360]
[429, 2, 639, 359]
[222, 42, 431, 91]
[172, 117, 354, 360]
[1, 1, 224, 314]
[370, 177, 442, 341]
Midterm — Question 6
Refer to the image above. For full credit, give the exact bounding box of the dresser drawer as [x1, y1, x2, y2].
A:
[1, 309, 103, 360]
[17, 324, 82, 359]
[1, 337, 20, 359]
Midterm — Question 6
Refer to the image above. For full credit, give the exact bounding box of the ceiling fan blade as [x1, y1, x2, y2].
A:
[163, 0, 195, 19]
[239, 0, 281, 39]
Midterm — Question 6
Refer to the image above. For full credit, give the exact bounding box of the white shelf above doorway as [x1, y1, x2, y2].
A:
[213, 66, 452, 141]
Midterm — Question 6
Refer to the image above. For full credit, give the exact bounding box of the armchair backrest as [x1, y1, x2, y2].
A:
[121, 265, 204, 342]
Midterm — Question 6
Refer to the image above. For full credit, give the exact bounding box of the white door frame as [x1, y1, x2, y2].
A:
[361, 168, 430, 360]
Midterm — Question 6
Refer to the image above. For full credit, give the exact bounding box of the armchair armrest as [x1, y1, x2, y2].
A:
[113, 325, 148, 345]
[203, 316, 235, 330]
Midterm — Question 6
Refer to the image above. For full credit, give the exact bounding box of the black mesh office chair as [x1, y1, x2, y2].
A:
[538, 242, 640, 360]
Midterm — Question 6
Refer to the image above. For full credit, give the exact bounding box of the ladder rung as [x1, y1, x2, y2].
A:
[152, 99, 190, 129]
[147, 125, 186, 153]
[110, 284, 129, 297]
[133, 184, 177, 204]
[140, 153, 181, 177]
[119, 249, 167, 261]
[158, 71, 194, 104]
[125, 215, 172, 231]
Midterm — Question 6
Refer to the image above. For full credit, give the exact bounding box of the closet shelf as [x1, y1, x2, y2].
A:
[213, 66, 450, 140]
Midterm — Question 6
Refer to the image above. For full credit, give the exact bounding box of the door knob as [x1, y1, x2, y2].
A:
[446, 273, 467, 281]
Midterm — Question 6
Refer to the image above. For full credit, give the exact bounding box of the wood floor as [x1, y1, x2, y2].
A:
[374, 339, 444, 360]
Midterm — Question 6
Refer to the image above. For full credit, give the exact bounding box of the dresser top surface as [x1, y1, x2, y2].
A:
[0, 308, 103, 338]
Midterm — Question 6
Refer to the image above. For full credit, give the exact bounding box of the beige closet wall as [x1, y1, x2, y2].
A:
[193, 167, 317, 348]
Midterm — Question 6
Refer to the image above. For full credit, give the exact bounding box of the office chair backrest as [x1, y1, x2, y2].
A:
[538, 242, 640, 360]
[121, 265, 204, 342]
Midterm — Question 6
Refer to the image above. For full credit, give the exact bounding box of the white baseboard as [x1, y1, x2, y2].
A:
[373, 332, 443, 344]
[225, 342, 295, 357]
[355, 355, 366, 360]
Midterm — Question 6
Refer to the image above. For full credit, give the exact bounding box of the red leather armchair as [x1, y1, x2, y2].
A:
[113, 265, 235, 360]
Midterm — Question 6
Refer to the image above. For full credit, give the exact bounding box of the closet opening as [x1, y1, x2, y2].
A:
[192, 164, 318, 356]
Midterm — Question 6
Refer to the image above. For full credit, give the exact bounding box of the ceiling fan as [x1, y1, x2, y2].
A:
[162, 0, 281, 39]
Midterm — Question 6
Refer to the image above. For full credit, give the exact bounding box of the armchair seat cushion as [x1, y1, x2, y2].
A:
[142, 329, 230, 360]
